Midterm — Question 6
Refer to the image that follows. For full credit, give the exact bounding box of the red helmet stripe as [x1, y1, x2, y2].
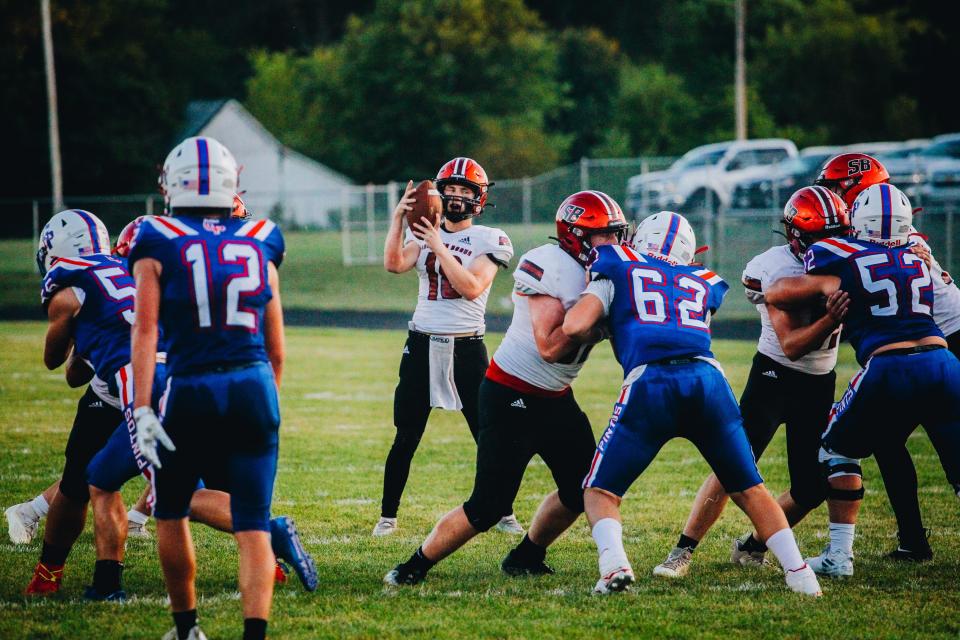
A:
[810, 186, 836, 225]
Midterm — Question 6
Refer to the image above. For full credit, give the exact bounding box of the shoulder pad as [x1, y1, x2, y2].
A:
[236, 218, 286, 267]
[804, 237, 867, 274]
[40, 257, 96, 306]
[479, 226, 513, 265]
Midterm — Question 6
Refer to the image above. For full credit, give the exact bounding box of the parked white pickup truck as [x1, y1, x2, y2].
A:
[625, 139, 798, 216]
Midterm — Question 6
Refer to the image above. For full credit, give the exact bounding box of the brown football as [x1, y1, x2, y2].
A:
[406, 179, 443, 230]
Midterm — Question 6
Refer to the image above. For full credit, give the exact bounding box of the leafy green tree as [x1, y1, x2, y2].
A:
[246, 0, 566, 182]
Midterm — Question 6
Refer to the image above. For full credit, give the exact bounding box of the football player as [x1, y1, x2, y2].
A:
[766, 184, 960, 577]
[88, 216, 318, 592]
[817, 153, 960, 560]
[24, 209, 135, 599]
[374, 157, 521, 537]
[565, 211, 822, 596]
[128, 137, 289, 640]
[383, 191, 626, 585]
[652, 187, 850, 578]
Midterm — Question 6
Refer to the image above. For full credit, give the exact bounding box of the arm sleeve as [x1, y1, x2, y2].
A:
[262, 224, 286, 268]
[582, 278, 614, 316]
[514, 257, 553, 296]
[484, 228, 514, 267]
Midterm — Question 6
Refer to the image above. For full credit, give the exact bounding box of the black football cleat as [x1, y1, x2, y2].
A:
[887, 529, 933, 562]
[500, 548, 555, 576]
[384, 563, 428, 586]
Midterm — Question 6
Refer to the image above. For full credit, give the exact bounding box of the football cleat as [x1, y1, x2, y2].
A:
[274, 560, 289, 584]
[730, 535, 769, 567]
[384, 564, 428, 586]
[593, 566, 635, 595]
[25, 562, 64, 595]
[652, 546, 693, 579]
[887, 529, 933, 562]
[270, 516, 318, 591]
[494, 514, 525, 535]
[127, 517, 152, 539]
[806, 544, 853, 577]
[372, 517, 398, 537]
[5, 502, 41, 544]
[500, 548, 554, 576]
[784, 564, 823, 597]
[82, 585, 127, 602]
[161, 625, 207, 640]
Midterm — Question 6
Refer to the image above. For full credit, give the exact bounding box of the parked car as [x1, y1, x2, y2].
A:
[882, 133, 960, 201]
[731, 146, 841, 210]
[625, 139, 799, 216]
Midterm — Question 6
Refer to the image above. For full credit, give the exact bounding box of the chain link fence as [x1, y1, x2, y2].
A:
[4, 158, 958, 303]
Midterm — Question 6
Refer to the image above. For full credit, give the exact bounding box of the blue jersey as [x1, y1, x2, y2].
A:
[127, 215, 285, 375]
[588, 244, 729, 374]
[41, 254, 134, 384]
[804, 236, 941, 365]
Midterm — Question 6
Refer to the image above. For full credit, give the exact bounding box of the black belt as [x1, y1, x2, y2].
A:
[409, 329, 484, 343]
[648, 355, 700, 366]
[873, 344, 944, 358]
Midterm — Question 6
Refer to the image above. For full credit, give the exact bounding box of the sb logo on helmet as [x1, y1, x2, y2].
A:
[561, 205, 586, 223]
[847, 158, 871, 175]
[784, 206, 799, 223]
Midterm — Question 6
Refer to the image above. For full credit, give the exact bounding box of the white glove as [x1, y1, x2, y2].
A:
[133, 406, 176, 468]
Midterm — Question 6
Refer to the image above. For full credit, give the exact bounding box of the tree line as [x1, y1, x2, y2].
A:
[3, 0, 956, 196]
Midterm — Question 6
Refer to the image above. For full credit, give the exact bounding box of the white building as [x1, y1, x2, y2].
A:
[179, 99, 353, 227]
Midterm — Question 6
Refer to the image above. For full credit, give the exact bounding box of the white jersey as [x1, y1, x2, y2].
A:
[407, 224, 513, 335]
[742, 245, 839, 375]
[909, 228, 960, 337]
[493, 244, 591, 391]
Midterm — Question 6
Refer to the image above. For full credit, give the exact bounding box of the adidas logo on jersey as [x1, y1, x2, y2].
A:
[458, 236, 471, 245]
[510, 398, 527, 409]
[89, 400, 103, 408]
[402, 346, 409, 355]
[762, 370, 778, 379]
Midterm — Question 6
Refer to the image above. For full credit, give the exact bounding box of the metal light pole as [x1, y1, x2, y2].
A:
[735, 0, 747, 140]
[41, 0, 64, 212]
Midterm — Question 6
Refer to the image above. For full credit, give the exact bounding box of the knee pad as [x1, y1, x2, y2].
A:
[819, 450, 862, 480]
[462, 498, 503, 532]
[557, 486, 585, 515]
[389, 429, 424, 458]
[828, 485, 865, 501]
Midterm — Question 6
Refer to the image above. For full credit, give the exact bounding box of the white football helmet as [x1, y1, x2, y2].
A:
[36, 209, 110, 274]
[630, 211, 697, 265]
[159, 136, 239, 211]
[849, 183, 912, 247]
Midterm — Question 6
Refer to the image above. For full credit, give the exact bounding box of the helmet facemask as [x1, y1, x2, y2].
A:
[437, 180, 484, 222]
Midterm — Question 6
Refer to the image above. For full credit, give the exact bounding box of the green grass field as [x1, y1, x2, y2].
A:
[0, 228, 761, 319]
[1, 323, 959, 639]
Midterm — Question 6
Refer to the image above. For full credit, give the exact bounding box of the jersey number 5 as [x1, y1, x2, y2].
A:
[184, 241, 264, 330]
[854, 252, 932, 317]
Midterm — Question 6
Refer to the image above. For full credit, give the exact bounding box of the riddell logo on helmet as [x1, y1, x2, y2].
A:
[847, 158, 871, 175]
[561, 205, 586, 223]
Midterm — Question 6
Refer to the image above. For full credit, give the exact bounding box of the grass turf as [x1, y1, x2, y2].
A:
[0, 229, 763, 319]
[0, 323, 958, 638]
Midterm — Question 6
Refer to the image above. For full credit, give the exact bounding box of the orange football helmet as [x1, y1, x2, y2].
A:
[435, 157, 491, 221]
[113, 216, 145, 258]
[782, 186, 850, 257]
[232, 192, 250, 219]
[814, 153, 889, 208]
[555, 191, 629, 266]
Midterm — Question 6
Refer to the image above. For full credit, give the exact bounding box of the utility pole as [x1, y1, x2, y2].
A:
[735, 0, 747, 140]
[41, 0, 64, 212]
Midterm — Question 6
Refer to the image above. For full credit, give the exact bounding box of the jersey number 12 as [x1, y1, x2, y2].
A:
[184, 241, 264, 330]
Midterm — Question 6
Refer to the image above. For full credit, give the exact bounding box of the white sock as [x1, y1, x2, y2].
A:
[127, 508, 149, 525]
[29, 494, 49, 518]
[828, 522, 855, 556]
[765, 528, 805, 572]
[592, 518, 629, 576]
